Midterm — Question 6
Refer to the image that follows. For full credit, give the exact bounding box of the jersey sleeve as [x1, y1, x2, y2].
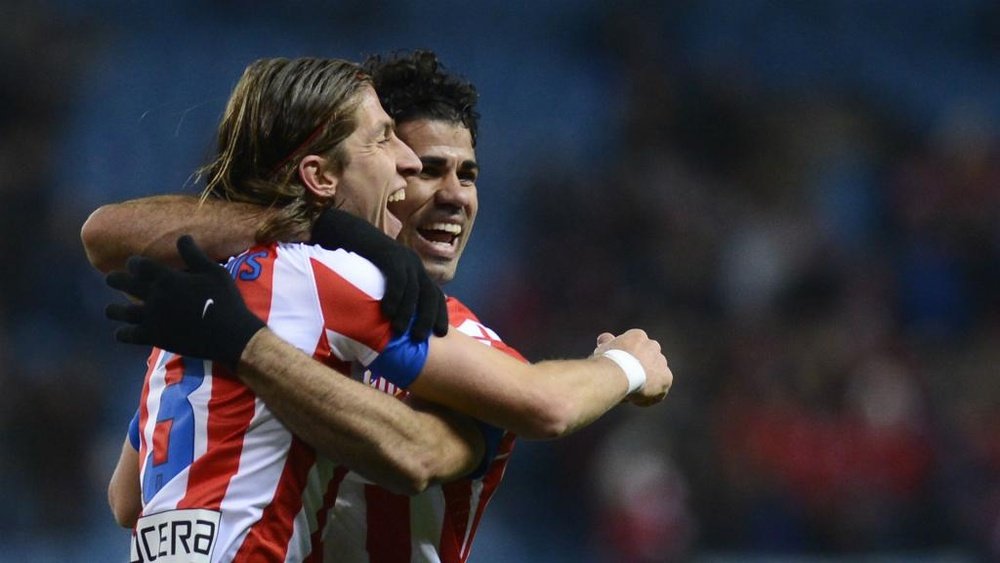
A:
[127, 408, 140, 451]
[308, 247, 429, 387]
[367, 320, 429, 389]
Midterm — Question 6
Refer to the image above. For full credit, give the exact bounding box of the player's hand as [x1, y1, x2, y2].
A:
[311, 207, 447, 341]
[105, 235, 266, 369]
[594, 329, 672, 406]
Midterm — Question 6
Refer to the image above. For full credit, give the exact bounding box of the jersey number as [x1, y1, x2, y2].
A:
[142, 353, 205, 503]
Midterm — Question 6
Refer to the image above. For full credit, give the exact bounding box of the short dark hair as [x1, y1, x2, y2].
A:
[363, 50, 480, 147]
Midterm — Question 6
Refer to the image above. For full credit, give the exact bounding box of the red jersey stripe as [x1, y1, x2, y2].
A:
[151, 419, 174, 466]
[136, 348, 163, 505]
[163, 354, 185, 385]
[237, 247, 277, 318]
[233, 437, 317, 561]
[439, 479, 473, 561]
[364, 485, 412, 562]
[313, 325, 353, 376]
[461, 433, 516, 560]
[137, 351, 163, 457]
[305, 466, 350, 563]
[310, 257, 391, 354]
[177, 372, 257, 509]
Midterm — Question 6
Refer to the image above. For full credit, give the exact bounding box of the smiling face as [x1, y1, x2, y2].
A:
[389, 119, 479, 285]
[332, 86, 421, 238]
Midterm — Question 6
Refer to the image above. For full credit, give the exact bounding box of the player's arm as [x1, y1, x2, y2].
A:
[236, 327, 665, 444]
[105, 237, 670, 471]
[108, 438, 141, 528]
[238, 329, 483, 495]
[80, 195, 271, 273]
[409, 327, 667, 439]
[84, 201, 447, 339]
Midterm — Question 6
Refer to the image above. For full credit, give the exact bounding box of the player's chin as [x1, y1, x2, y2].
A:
[382, 211, 403, 239]
[416, 257, 455, 285]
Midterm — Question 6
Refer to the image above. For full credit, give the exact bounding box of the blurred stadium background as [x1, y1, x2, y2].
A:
[1, 1, 997, 561]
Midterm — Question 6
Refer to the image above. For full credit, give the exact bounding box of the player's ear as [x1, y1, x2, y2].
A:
[299, 154, 339, 199]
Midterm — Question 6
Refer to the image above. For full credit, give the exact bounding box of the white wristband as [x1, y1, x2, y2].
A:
[601, 349, 646, 394]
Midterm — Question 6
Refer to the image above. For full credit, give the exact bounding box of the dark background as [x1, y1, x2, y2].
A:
[1, 1, 997, 561]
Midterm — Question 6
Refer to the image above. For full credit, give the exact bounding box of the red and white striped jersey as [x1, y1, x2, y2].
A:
[322, 297, 526, 563]
[131, 242, 429, 562]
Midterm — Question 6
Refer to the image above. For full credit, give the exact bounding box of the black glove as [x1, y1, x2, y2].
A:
[105, 235, 266, 369]
[311, 207, 448, 341]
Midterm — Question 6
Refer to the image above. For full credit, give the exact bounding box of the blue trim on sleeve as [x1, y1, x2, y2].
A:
[368, 321, 429, 389]
[466, 421, 504, 480]
[127, 409, 140, 451]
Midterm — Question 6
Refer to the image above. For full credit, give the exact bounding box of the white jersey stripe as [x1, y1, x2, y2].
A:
[410, 488, 446, 562]
[325, 327, 380, 367]
[213, 397, 291, 561]
[189, 360, 213, 465]
[138, 351, 168, 504]
[459, 480, 485, 560]
[325, 476, 371, 563]
[268, 245, 327, 352]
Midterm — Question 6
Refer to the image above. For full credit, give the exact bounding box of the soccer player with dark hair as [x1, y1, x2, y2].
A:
[85, 52, 672, 561]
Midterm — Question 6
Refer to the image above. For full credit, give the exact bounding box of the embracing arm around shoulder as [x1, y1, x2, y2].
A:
[412, 327, 672, 440]
[237, 322, 670, 448]
[80, 195, 273, 272]
[237, 329, 484, 496]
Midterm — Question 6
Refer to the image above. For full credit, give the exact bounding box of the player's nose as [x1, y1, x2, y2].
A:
[394, 138, 421, 177]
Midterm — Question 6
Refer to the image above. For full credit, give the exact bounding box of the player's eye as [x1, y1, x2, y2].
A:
[420, 166, 443, 179]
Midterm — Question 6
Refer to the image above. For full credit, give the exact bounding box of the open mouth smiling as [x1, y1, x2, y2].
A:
[388, 188, 406, 203]
[417, 222, 463, 248]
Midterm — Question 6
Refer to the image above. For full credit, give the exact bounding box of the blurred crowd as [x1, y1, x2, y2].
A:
[481, 4, 1000, 560]
[0, 0, 111, 545]
[1, 1, 997, 561]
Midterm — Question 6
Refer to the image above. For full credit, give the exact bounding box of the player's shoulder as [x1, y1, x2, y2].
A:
[446, 296, 527, 362]
[273, 242, 386, 297]
[446, 296, 482, 324]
